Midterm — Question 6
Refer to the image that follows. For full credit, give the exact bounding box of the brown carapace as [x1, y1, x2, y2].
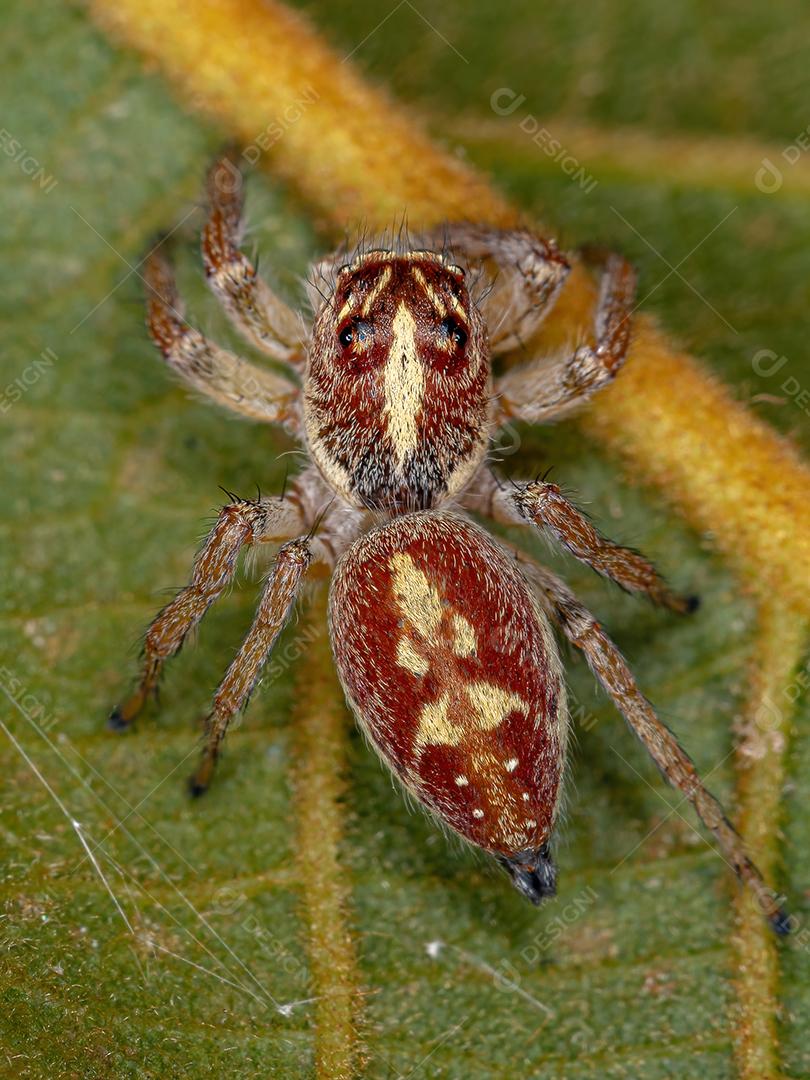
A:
[305, 249, 490, 513]
[109, 155, 789, 934]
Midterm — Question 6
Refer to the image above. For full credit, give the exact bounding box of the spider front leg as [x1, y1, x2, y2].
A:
[496, 251, 636, 423]
[515, 554, 790, 935]
[144, 244, 300, 427]
[109, 483, 313, 731]
[431, 223, 571, 353]
[463, 472, 696, 614]
[202, 155, 307, 367]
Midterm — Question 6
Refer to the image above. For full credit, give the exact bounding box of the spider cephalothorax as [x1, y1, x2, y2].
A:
[108, 156, 789, 934]
[305, 249, 490, 512]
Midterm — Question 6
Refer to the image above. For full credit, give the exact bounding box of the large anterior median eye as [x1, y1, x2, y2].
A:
[339, 318, 372, 349]
[440, 317, 468, 349]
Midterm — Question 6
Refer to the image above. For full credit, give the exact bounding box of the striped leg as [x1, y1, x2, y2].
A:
[144, 244, 299, 428]
[463, 471, 695, 614]
[516, 554, 790, 936]
[190, 536, 313, 794]
[496, 252, 636, 423]
[429, 223, 571, 354]
[202, 155, 306, 366]
[109, 493, 306, 731]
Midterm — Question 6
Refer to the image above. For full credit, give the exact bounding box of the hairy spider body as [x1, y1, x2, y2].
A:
[109, 156, 789, 933]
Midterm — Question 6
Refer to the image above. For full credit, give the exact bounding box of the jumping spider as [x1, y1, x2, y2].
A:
[110, 156, 788, 933]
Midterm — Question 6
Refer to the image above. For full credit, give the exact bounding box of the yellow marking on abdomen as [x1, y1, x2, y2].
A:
[388, 552, 530, 751]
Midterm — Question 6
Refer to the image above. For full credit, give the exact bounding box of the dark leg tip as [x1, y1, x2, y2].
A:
[499, 843, 557, 905]
[107, 707, 131, 733]
[188, 775, 210, 799]
[770, 905, 793, 936]
[684, 594, 701, 614]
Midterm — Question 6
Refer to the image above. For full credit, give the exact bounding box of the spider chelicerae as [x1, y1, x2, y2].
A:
[109, 156, 788, 933]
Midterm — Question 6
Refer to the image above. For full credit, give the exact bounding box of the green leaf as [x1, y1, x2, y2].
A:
[2, 3, 809, 1076]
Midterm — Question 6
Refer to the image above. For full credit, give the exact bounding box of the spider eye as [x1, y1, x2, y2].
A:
[441, 317, 468, 349]
[338, 318, 372, 351]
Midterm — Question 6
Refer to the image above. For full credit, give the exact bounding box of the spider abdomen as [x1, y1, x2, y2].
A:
[328, 511, 568, 861]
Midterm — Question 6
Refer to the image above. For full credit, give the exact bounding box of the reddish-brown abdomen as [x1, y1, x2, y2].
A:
[329, 511, 567, 856]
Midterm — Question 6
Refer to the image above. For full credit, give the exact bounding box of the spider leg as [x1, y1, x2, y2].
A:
[189, 534, 314, 795]
[109, 466, 348, 730]
[144, 244, 299, 428]
[515, 554, 789, 935]
[202, 155, 307, 367]
[423, 223, 571, 354]
[108, 492, 306, 731]
[461, 471, 695, 614]
[189, 490, 369, 793]
[496, 252, 636, 423]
